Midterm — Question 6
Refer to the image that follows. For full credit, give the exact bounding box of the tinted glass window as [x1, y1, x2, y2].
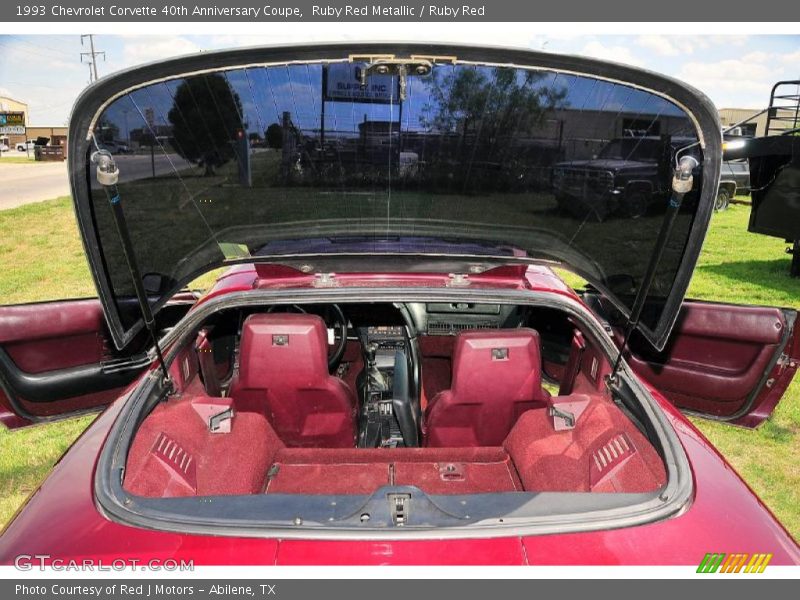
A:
[89, 61, 704, 334]
[597, 138, 664, 162]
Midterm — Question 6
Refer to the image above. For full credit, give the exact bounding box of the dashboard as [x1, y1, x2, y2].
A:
[366, 325, 405, 337]
[406, 302, 524, 336]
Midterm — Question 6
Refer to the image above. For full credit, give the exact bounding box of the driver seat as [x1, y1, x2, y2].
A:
[228, 313, 357, 448]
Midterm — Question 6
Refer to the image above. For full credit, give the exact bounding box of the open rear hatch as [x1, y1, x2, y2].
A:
[68, 43, 721, 353]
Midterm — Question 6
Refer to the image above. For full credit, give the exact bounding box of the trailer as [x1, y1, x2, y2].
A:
[723, 80, 800, 277]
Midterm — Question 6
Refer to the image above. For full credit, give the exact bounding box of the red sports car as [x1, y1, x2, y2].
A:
[1, 44, 798, 566]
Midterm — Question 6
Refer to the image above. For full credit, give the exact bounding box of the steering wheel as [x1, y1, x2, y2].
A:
[266, 304, 348, 372]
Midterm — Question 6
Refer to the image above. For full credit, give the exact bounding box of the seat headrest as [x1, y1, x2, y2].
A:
[449, 329, 543, 405]
[237, 313, 329, 389]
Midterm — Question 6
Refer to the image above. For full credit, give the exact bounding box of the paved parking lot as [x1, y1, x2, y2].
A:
[0, 160, 70, 210]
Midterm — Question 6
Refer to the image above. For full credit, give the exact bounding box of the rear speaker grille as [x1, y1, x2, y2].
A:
[590, 433, 635, 486]
[152, 432, 195, 484]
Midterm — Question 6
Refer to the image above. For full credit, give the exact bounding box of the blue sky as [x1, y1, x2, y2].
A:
[1, 33, 798, 126]
[100, 63, 689, 144]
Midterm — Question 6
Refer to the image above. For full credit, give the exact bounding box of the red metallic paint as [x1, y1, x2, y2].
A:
[1, 267, 798, 565]
[0, 394, 28, 429]
[0, 386, 797, 565]
[201, 264, 579, 305]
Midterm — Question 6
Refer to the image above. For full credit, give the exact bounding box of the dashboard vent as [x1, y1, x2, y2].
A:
[427, 322, 496, 335]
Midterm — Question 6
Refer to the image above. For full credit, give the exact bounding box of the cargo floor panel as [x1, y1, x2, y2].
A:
[263, 447, 521, 495]
[392, 460, 521, 494]
[265, 462, 388, 495]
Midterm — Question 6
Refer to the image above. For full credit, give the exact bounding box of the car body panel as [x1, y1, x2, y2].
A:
[1, 383, 797, 565]
[0, 268, 797, 562]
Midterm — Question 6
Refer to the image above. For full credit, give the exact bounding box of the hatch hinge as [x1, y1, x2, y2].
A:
[777, 353, 797, 370]
[348, 53, 396, 63]
[409, 54, 458, 64]
[350, 56, 434, 101]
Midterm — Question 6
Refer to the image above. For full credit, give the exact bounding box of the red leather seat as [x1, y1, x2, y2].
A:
[424, 329, 550, 447]
[229, 313, 357, 447]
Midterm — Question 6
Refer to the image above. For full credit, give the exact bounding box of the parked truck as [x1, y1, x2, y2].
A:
[724, 80, 800, 277]
[552, 135, 738, 220]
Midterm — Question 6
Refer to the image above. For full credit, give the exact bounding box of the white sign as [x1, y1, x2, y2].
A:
[324, 64, 398, 104]
[0, 126, 25, 135]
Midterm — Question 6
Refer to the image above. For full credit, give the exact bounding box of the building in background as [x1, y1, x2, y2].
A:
[26, 126, 68, 148]
[0, 96, 68, 155]
[0, 95, 28, 148]
[719, 107, 797, 137]
[719, 108, 764, 137]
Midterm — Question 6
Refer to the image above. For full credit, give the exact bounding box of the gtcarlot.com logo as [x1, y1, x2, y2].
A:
[697, 552, 772, 573]
[14, 554, 194, 571]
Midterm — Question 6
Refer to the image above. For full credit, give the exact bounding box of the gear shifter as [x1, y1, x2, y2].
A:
[365, 342, 389, 392]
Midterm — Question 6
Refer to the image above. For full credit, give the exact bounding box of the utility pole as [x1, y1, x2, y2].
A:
[80, 34, 105, 83]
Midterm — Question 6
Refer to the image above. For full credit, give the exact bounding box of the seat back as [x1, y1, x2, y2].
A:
[229, 313, 356, 447]
[425, 328, 549, 447]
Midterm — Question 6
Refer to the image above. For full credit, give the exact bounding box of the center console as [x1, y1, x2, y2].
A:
[357, 325, 419, 447]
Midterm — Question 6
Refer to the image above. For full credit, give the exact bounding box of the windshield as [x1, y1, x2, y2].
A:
[83, 55, 708, 347]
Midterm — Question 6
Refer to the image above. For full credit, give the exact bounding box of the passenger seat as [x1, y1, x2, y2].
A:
[424, 329, 550, 447]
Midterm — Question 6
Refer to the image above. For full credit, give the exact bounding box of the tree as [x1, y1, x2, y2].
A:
[423, 66, 566, 142]
[265, 122, 283, 149]
[167, 74, 244, 175]
[420, 66, 567, 190]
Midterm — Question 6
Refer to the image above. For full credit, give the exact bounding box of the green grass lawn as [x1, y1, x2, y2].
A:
[0, 196, 95, 303]
[685, 202, 800, 537]
[0, 197, 798, 539]
[0, 155, 38, 164]
[0, 415, 96, 526]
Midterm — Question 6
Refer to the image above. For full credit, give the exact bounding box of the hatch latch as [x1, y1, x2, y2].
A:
[388, 493, 411, 526]
[446, 273, 471, 287]
[312, 273, 339, 288]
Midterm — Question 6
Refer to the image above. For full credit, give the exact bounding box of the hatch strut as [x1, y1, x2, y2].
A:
[608, 154, 699, 385]
[91, 149, 174, 392]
